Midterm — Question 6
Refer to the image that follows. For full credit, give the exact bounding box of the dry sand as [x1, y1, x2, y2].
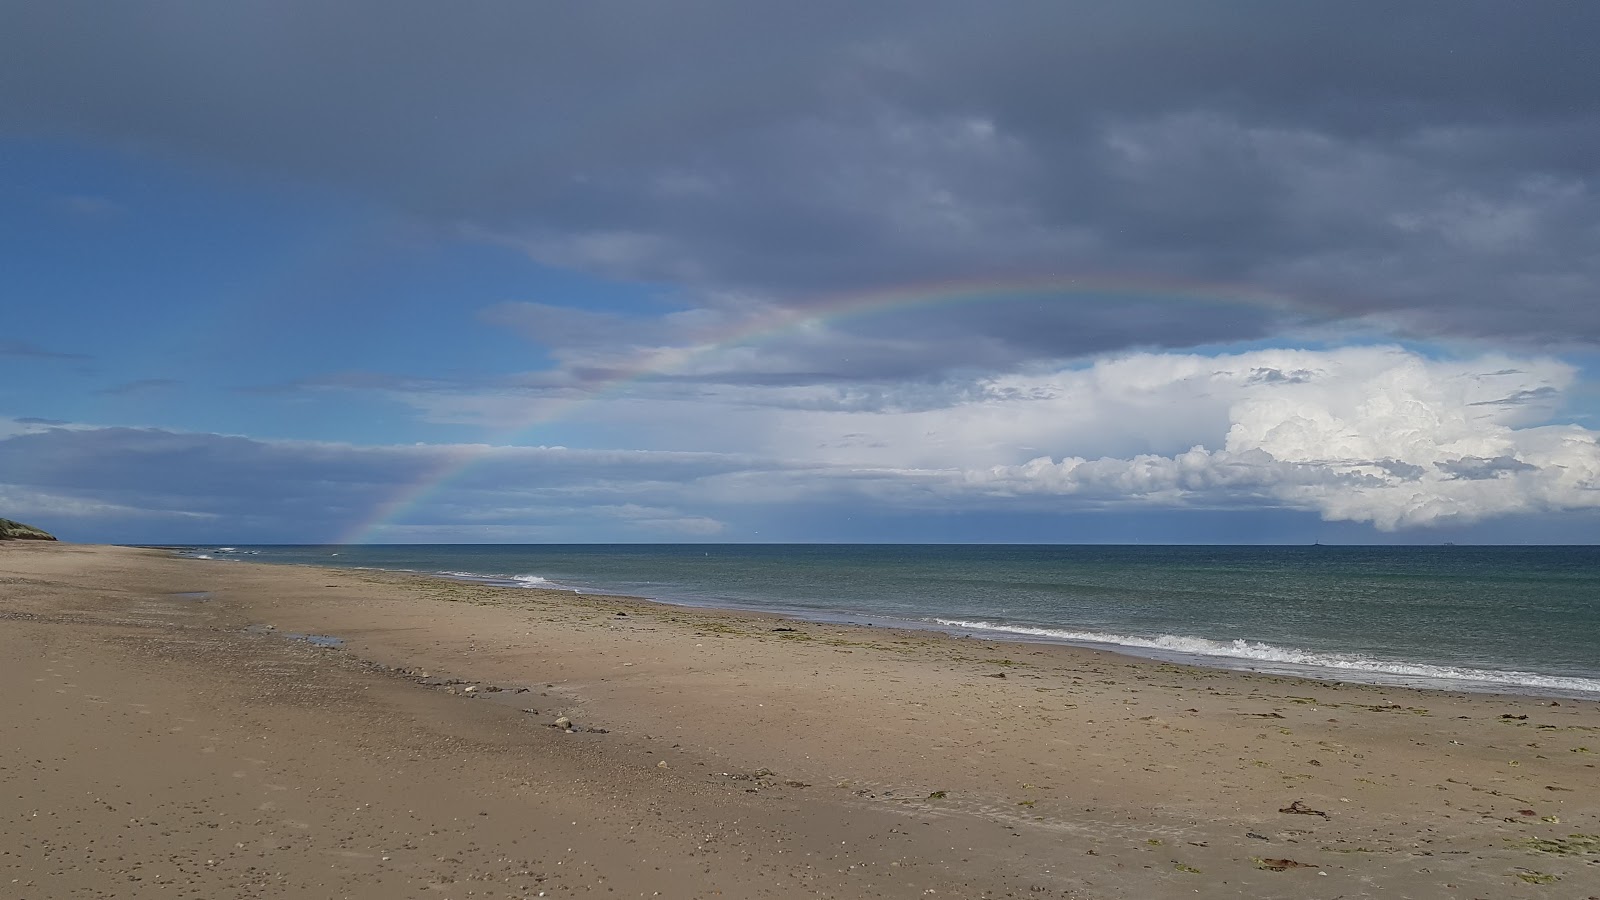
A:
[3, 542, 1599, 899]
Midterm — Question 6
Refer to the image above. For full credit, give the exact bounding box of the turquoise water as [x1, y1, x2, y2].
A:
[180, 544, 1600, 697]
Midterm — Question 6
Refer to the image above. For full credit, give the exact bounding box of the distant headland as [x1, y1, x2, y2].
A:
[0, 518, 57, 541]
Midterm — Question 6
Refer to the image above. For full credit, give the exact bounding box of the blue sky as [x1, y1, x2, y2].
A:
[4, 2, 1600, 543]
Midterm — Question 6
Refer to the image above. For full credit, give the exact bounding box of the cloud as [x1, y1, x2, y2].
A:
[97, 378, 179, 396]
[0, 340, 88, 361]
[0, 425, 769, 542]
[3, 2, 1597, 367]
[953, 347, 1600, 529]
[54, 193, 124, 220]
[1469, 387, 1559, 407]
[1435, 455, 1539, 481]
[6, 346, 1598, 539]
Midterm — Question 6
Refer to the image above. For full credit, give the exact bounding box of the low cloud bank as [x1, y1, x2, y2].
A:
[3, 347, 1597, 538]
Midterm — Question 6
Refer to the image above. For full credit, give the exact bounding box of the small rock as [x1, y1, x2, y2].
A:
[554, 716, 571, 730]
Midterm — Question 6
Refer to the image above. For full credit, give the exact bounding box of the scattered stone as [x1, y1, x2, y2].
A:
[1246, 832, 1270, 841]
[553, 716, 571, 730]
[1279, 800, 1330, 820]
[1253, 857, 1315, 872]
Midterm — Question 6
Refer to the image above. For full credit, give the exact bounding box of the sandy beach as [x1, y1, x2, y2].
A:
[3, 543, 1598, 899]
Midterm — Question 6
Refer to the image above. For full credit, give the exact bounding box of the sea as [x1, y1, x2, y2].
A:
[172, 544, 1600, 699]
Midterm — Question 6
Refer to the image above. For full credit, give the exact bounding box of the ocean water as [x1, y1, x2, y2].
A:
[178, 544, 1600, 698]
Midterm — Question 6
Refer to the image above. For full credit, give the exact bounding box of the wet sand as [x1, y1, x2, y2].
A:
[3, 542, 1598, 898]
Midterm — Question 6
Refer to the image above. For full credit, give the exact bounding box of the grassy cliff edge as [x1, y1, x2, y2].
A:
[0, 518, 57, 541]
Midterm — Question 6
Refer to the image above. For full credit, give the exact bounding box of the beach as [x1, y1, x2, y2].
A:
[4, 543, 1598, 898]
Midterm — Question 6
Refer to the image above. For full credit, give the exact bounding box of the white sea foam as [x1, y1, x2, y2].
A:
[434, 570, 555, 588]
[935, 618, 1600, 696]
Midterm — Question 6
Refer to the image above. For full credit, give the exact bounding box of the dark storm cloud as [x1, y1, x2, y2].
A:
[5, 1, 1598, 373]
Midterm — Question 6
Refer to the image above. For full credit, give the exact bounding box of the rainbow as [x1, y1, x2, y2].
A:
[337, 273, 1306, 542]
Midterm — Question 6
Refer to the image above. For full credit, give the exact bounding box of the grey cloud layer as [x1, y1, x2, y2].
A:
[7, 345, 1599, 539]
[0, 425, 771, 541]
[6, 2, 1598, 372]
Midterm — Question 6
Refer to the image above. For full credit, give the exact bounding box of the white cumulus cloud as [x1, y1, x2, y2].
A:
[958, 346, 1600, 528]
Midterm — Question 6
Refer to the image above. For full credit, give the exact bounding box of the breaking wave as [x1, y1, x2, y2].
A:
[934, 618, 1600, 696]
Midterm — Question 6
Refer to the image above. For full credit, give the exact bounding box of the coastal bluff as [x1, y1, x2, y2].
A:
[0, 518, 56, 541]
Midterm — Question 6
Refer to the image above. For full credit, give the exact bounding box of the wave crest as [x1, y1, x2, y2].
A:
[934, 619, 1600, 695]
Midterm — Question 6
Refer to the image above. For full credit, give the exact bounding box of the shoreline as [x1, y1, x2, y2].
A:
[177, 547, 1600, 702]
[8, 543, 1600, 898]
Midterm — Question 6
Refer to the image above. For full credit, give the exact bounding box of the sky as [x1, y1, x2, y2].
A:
[4, 1, 1600, 544]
